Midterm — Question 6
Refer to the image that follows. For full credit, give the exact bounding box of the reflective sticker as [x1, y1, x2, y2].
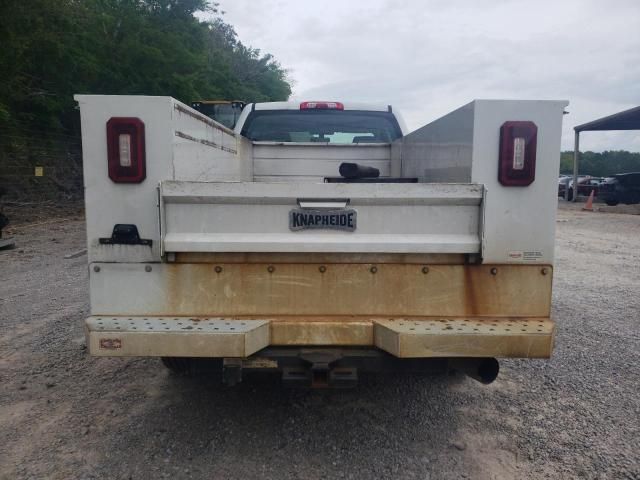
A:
[99, 338, 122, 349]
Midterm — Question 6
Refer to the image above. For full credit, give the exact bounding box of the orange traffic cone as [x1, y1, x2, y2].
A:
[582, 190, 595, 211]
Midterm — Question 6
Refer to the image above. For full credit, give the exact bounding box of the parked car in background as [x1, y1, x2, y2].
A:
[558, 176, 574, 198]
[558, 176, 603, 200]
[558, 176, 589, 200]
[575, 177, 604, 198]
[599, 173, 640, 206]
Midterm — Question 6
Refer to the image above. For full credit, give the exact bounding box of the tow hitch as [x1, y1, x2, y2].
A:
[288, 351, 358, 388]
[222, 350, 359, 388]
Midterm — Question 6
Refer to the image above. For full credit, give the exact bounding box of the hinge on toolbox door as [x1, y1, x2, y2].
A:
[157, 184, 165, 257]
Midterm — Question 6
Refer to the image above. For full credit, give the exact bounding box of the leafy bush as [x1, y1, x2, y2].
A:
[560, 150, 640, 177]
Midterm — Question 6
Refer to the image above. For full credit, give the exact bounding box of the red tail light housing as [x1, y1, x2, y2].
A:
[300, 101, 344, 110]
[106, 117, 146, 183]
[498, 121, 537, 186]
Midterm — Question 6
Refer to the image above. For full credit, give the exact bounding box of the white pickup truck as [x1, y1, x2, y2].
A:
[76, 95, 567, 387]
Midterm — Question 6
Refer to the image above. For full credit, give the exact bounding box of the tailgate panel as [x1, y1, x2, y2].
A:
[160, 181, 483, 254]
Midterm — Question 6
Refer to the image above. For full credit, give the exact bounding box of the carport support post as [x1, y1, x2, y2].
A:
[572, 130, 580, 202]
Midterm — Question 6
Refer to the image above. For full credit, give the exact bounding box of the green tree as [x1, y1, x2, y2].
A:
[0, 0, 291, 200]
[560, 150, 640, 176]
[0, 0, 291, 135]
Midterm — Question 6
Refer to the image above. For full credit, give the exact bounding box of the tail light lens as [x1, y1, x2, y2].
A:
[498, 121, 537, 186]
[300, 101, 344, 110]
[106, 117, 146, 183]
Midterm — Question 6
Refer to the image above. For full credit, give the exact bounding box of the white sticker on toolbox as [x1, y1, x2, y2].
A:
[508, 251, 543, 262]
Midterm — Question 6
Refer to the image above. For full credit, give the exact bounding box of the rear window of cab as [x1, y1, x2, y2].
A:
[240, 110, 403, 144]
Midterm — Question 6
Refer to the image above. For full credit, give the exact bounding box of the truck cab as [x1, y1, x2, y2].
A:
[235, 101, 407, 140]
[76, 95, 567, 387]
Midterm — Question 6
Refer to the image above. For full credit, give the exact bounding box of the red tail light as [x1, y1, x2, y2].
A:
[498, 121, 537, 186]
[300, 101, 344, 110]
[106, 117, 146, 183]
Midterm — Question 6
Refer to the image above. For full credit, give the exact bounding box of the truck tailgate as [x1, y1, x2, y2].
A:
[160, 181, 483, 254]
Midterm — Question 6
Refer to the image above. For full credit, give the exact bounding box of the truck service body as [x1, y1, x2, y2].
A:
[76, 95, 567, 386]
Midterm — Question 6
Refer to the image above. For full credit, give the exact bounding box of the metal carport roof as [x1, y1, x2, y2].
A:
[575, 106, 640, 132]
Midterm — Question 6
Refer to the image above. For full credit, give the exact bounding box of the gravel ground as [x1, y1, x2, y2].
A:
[0, 202, 638, 480]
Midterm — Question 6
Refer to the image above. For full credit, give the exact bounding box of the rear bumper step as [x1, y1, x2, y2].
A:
[85, 316, 554, 359]
[85, 317, 270, 357]
[374, 318, 555, 358]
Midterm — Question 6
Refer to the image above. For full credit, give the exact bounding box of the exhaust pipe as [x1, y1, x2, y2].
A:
[450, 358, 500, 385]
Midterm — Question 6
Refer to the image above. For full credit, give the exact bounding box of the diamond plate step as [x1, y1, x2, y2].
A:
[85, 317, 270, 357]
[373, 317, 555, 358]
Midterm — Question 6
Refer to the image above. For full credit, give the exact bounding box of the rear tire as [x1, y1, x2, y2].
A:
[161, 357, 224, 381]
[567, 188, 574, 201]
[161, 357, 193, 375]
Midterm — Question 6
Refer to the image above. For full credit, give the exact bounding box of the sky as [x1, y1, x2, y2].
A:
[213, 0, 640, 151]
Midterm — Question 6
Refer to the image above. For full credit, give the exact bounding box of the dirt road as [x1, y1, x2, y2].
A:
[1, 203, 638, 479]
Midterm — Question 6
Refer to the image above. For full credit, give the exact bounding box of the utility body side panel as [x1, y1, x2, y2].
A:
[77, 95, 174, 263]
[395, 102, 474, 183]
[470, 100, 566, 264]
[75, 95, 245, 264]
[397, 100, 567, 264]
